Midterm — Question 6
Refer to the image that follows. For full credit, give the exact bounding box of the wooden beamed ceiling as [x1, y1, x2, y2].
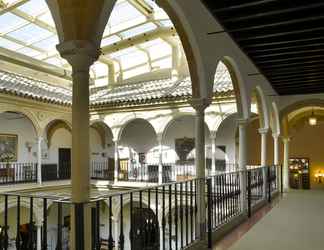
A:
[202, 0, 324, 95]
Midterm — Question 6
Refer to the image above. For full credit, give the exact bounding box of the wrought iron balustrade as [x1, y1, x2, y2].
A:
[0, 162, 37, 185]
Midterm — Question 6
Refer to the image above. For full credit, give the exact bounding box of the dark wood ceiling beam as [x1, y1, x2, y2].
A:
[227, 16, 324, 33]
[260, 60, 324, 70]
[222, 3, 324, 23]
[262, 64, 324, 76]
[251, 49, 324, 59]
[257, 54, 324, 64]
[236, 27, 324, 42]
[246, 43, 324, 54]
[242, 37, 324, 49]
[269, 72, 324, 81]
[209, 0, 280, 13]
[272, 78, 324, 86]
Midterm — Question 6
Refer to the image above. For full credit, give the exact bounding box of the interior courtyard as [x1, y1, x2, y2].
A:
[0, 0, 323, 249]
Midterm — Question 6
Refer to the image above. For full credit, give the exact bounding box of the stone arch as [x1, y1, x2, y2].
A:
[117, 117, 157, 142]
[90, 120, 114, 149]
[161, 113, 211, 140]
[44, 119, 72, 149]
[217, 57, 250, 120]
[250, 86, 270, 130]
[271, 101, 281, 136]
[0, 106, 41, 137]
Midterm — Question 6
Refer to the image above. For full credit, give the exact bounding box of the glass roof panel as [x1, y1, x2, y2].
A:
[7, 23, 52, 43]
[17, 0, 49, 16]
[32, 35, 58, 51]
[105, 0, 146, 35]
[91, 62, 108, 78]
[112, 48, 148, 70]
[152, 56, 172, 70]
[123, 65, 150, 79]
[17, 47, 41, 57]
[0, 37, 23, 50]
[38, 12, 56, 27]
[101, 35, 121, 47]
[0, 12, 27, 33]
[120, 22, 157, 39]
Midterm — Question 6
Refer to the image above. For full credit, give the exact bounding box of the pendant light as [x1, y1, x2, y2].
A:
[308, 108, 317, 126]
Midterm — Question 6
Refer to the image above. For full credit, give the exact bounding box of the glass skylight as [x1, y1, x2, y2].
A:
[0, 0, 181, 86]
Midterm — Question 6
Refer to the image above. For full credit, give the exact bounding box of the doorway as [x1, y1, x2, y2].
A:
[58, 148, 71, 179]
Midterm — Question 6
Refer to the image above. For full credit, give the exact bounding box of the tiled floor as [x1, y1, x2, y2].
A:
[214, 194, 282, 250]
[220, 190, 324, 250]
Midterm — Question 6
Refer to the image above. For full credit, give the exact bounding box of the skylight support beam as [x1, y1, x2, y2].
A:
[0, 46, 72, 81]
[101, 27, 176, 55]
[0, 0, 29, 15]
[128, 0, 153, 17]
[11, 8, 56, 33]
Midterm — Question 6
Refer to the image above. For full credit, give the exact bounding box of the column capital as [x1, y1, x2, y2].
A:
[237, 118, 249, 126]
[258, 128, 269, 135]
[56, 40, 100, 72]
[272, 132, 280, 139]
[210, 132, 216, 140]
[189, 98, 211, 113]
[282, 136, 291, 143]
[156, 133, 163, 143]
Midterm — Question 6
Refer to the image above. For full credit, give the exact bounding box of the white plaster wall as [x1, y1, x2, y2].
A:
[45, 128, 71, 164]
[0, 114, 37, 162]
[215, 114, 239, 164]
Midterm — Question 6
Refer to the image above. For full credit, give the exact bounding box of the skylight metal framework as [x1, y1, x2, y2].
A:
[0, 0, 177, 86]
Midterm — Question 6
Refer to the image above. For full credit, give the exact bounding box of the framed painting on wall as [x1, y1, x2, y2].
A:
[0, 134, 18, 162]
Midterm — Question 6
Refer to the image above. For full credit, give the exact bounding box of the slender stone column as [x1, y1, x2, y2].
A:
[238, 119, 248, 212]
[157, 134, 163, 184]
[57, 40, 100, 250]
[259, 128, 268, 167]
[37, 136, 43, 184]
[273, 133, 280, 165]
[190, 98, 210, 240]
[283, 137, 290, 192]
[210, 133, 216, 175]
[114, 140, 119, 182]
[259, 128, 268, 198]
[36, 224, 42, 250]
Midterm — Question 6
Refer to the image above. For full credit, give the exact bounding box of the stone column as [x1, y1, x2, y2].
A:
[114, 140, 119, 182]
[57, 41, 100, 250]
[273, 133, 280, 165]
[273, 133, 280, 190]
[259, 128, 268, 198]
[210, 133, 216, 175]
[37, 136, 43, 184]
[190, 98, 209, 240]
[238, 119, 248, 212]
[283, 137, 290, 192]
[157, 134, 163, 184]
[36, 224, 42, 250]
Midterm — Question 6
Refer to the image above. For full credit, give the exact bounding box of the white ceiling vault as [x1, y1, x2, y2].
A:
[0, 0, 179, 86]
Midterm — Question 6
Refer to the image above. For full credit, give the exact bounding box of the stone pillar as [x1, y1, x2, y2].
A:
[114, 140, 119, 182]
[283, 137, 290, 192]
[57, 41, 100, 250]
[273, 133, 280, 165]
[238, 119, 248, 212]
[210, 133, 216, 175]
[36, 224, 42, 250]
[190, 98, 209, 240]
[157, 134, 163, 184]
[37, 136, 43, 184]
[259, 128, 268, 198]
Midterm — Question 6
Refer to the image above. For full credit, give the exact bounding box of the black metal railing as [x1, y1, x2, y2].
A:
[91, 161, 114, 180]
[0, 179, 200, 250]
[0, 162, 37, 185]
[207, 171, 242, 231]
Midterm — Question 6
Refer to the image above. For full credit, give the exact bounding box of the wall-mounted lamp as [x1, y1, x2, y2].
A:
[315, 171, 324, 183]
[309, 109, 317, 126]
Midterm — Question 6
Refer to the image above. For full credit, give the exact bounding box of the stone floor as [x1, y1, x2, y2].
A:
[215, 189, 324, 250]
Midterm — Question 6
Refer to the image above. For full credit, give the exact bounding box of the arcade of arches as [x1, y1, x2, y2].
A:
[0, 1, 323, 250]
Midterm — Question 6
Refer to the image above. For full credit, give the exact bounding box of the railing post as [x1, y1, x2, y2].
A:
[207, 178, 212, 249]
[268, 167, 271, 203]
[74, 203, 85, 250]
[247, 171, 252, 218]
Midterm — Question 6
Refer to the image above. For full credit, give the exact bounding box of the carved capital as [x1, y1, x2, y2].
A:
[56, 40, 100, 73]
[189, 98, 210, 113]
[258, 128, 269, 135]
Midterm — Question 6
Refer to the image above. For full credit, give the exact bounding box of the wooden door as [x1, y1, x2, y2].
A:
[58, 148, 71, 179]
